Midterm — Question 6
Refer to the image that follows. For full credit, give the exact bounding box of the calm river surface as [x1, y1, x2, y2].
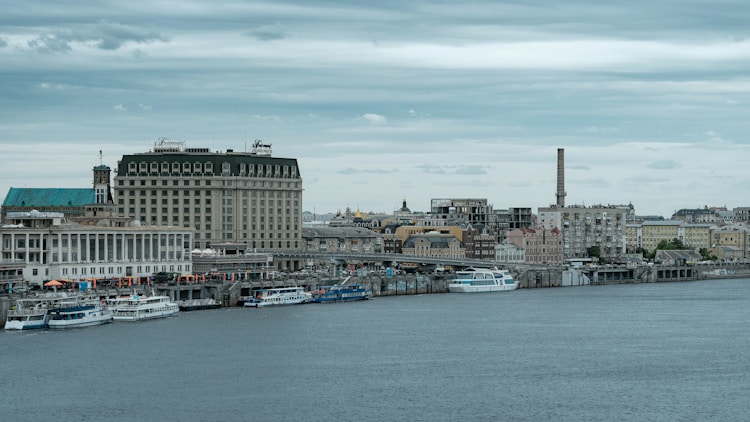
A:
[2, 279, 749, 421]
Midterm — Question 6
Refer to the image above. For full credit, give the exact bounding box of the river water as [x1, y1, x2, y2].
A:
[1, 279, 748, 421]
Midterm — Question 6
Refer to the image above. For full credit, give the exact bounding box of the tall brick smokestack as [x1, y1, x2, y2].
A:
[556, 148, 566, 207]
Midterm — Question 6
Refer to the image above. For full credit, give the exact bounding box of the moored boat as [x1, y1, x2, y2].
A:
[177, 298, 221, 311]
[243, 287, 308, 308]
[447, 267, 519, 293]
[4, 294, 75, 330]
[109, 295, 179, 321]
[47, 301, 113, 329]
[311, 284, 372, 303]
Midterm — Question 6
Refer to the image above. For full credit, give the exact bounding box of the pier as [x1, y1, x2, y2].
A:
[3, 263, 750, 323]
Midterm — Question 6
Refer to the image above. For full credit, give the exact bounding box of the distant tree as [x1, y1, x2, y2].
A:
[655, 238, 685, 251]
[587, 245, 601, 259]
[698, 248, 718, 261]
[636, 247, 655, 261]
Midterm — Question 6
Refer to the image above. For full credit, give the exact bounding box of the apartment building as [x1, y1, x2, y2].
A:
[430, 198, 496, 227]
[538, 205, 627, 259]
[640, 220, 684, 252]
[507, 227, 563, 265]
[711, 223, 750, 258]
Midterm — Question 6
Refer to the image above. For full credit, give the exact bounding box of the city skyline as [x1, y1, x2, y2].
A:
[2, 1, 749, 217]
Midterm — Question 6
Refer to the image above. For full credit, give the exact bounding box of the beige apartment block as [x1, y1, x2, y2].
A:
[538, 205, 627, 259]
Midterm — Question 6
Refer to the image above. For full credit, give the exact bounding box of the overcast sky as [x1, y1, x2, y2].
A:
[1, 1, 748, 218]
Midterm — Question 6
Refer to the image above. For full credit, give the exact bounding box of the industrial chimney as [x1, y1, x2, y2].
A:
[556, 148, 566, 207]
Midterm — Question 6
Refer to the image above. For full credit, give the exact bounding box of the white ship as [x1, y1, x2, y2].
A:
[110, 295, 179, 321]
[447, 268, 519, 293]
[47, 300, 114, 329]
[243, 287, 309, 307]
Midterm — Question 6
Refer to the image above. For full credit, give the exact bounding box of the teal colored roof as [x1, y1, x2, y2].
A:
[3, 188, 95, 208]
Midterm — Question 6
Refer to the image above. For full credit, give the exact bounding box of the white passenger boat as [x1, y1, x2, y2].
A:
[110, 295, 179, 321]
[448, 268, 519, 293]
[47, 301, 113, 329]
[4, 294, 74, 330]
[243, 287, 309, 308]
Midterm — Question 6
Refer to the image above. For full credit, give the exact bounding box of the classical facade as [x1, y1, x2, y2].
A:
[113, 140, 303, 270]
[494, 243, 525, 263]
[0, 211, 193, 286]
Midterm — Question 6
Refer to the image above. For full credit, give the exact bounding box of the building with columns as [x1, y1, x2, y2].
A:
[0, 210, 193, 286]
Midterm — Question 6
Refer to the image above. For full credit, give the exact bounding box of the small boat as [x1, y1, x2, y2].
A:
[447, 267, 519, 293]
[4, 294, 74, 330]
[109, 295, 179, 321]
[177, 298, 221, 311]
[47, 301, 113, 329]
[243, 287, 308, 308]
[311, 284, 372, 303]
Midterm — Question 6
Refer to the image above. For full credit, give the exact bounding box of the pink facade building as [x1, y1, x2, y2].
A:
[508, 227, 563, 265]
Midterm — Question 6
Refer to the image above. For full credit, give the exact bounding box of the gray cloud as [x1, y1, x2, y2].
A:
[336, 168, 395, 175]
[1, 1, 749, 217]
[647, 160, 681, 170]
[247, 24, 287, 41]
[27, 21, 167, 53]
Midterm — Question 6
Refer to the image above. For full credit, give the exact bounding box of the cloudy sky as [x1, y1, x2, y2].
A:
[1, 1, 749, 218]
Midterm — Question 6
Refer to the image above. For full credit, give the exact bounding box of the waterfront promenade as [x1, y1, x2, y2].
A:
[3, 262, 749, 323]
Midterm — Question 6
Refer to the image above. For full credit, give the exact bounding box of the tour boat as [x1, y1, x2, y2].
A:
[311, 284, 372, 303]
[110, 295, 179, 321]
[447, 268, 519, 293]
[47, 300, 113, 329]
[4, 294, 73, 330]
[243, 287, 309, 308]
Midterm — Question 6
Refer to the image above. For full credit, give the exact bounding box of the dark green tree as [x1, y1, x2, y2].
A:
[587, 245, 601, 259]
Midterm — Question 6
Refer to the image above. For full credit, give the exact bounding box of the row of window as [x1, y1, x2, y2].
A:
[60, 264, 187, 276]
[126, 161, 298, 178]
[119, 179, 301, 191]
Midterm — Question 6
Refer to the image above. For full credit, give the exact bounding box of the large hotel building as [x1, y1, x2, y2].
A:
[114, 140, 303, 270]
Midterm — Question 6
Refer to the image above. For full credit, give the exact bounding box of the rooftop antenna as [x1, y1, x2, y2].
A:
[99, 148, 103, 165]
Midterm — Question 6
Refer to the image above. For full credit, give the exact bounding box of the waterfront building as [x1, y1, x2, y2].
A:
[0, 259, 25, 293]
[2, 188, 94, 219]
[190, 242, 273, 279]
[671, 207, 724, 224]
[710, 223, 750, 259]
[461, 223, 496, 260]
[113, 139, 303, 271]
[507, 227, 563, 265]
[625, 223, 641, 252]
[734, 207, 750, 223]
[0, 210, 193, 287]
[380, 224, 402, 254]
[494, 243, 525, 264]
[680, 224, 713, 252]
[538, 205, 627, 260]
[302, 226, 381, 254]
[401, 232, 465, 259]
[508, 207, 533, 229]
[639, 220, 684, 252]
[430, 198, 496, 227]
